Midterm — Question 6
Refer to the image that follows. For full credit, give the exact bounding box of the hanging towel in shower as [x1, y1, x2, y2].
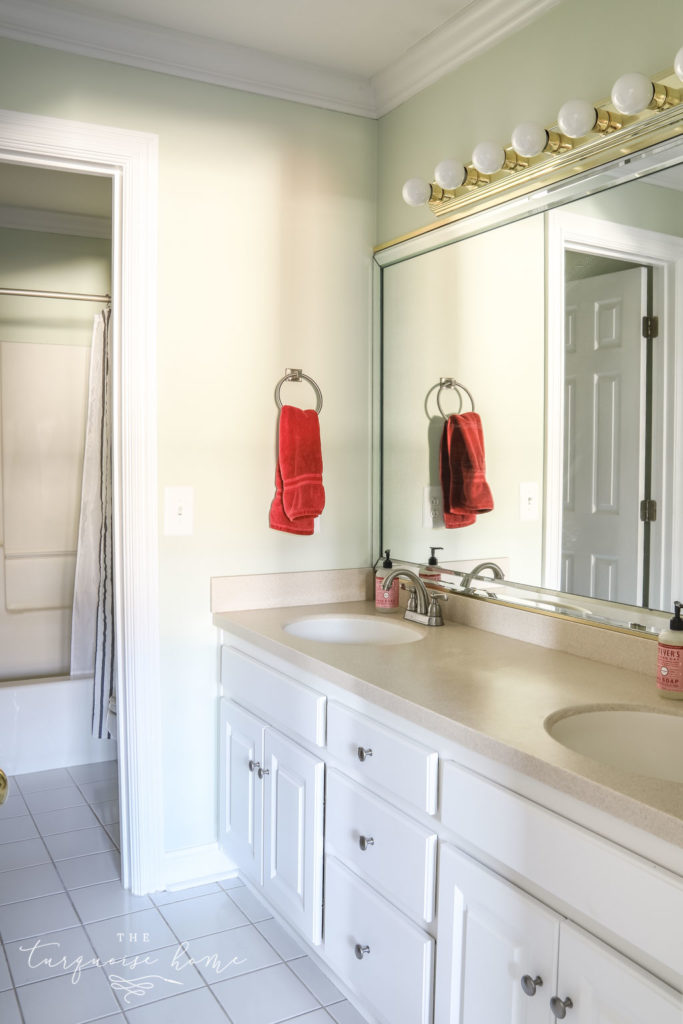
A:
[269, 405, 325, 535]
[440, 412, 494, 528]
[70, 309, 116, 739]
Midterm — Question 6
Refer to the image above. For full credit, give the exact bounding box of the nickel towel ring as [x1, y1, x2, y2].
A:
[436, 376, 475, 418]
[275, 368, 323, 414]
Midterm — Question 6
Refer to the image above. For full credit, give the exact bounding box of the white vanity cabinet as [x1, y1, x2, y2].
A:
[436, 844, 683, 1023]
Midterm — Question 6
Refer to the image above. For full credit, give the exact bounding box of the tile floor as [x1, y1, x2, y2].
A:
[0, 763, 370, 1024]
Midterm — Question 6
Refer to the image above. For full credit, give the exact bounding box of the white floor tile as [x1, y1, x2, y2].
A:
[159, 891, 248, 940]
[56, 850, 121, 890]
[44, 826, 116, 861]
[85, 907, 177, 961]
[104, 821, 120, 848]
[125, 986, 231, 1023]
[0, 790, 29, 819]
[0, 989, 22, 1023]
[107, 941, 204, 1011]
[78, 780, 118, 805]
[327, 1000, 371, 1024]
[32, 804, 100, 836]
[217, 875, 244, 891]
[255, 917, 307, 961]
[289, 956, 344, 1005]
[0, 892, 80, 942]
[90, 800, 120, 826]
[212, 960, 318, 1024]
[152, 882, 222, 906]
[227, 884, 274, 923]
[15, 768, 73, 794]
[0, 945, 11, 990]
[68, 761, 118, 785]
[5, 923, 97, 986]
[0, 837, 50, 872]
[0, 814, 38, 845]
[23, 785, 86, 814]
[0, 862, 64, 906]
[16, 964, 120, 1024]
[69, 879, 152, 924]
[185, 923, 281, 984]
[283, 1011, 334, 1023]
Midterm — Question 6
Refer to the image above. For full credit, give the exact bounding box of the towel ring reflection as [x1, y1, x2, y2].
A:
[436, 377, 475, 418]
[275, 368, 323, 414]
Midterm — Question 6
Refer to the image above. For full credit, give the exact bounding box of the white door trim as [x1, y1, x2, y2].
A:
[0, 108, 163, 893]
[545, 210, 683, 608]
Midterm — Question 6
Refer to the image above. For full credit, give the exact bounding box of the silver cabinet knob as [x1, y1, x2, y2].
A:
[248, 760, 260, 772]
[357, 746, 373, 762]
[257, 766, 270, 779]
[354, 944, 370, 960]
[550, 995, 573, 1018]
[359, 835, 374, 851]
[521, 975, 543, 997]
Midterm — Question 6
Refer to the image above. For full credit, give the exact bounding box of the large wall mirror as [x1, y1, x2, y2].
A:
[376, 130, 683, 634]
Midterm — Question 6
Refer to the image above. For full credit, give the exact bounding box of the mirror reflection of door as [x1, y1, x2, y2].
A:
[562, 256, 664, 607]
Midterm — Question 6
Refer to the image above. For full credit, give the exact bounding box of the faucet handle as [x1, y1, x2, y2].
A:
[405, 586, 418, 612]
[427, 591, 447, 625]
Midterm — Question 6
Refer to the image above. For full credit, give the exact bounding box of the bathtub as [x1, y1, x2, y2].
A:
[0, 674, 117, 775]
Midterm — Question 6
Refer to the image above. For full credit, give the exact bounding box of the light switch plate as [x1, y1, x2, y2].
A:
[519, 481, 539, 522]
[164, 485, 194, 535]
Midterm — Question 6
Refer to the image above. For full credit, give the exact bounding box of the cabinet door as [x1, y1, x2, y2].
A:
[262, 728, 324, 945]
[219, 700, 265, 886]
[435, 844, 558, 1024]
[555, 921, 683, 1023]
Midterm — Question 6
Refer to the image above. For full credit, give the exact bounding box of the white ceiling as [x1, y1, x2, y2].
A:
[0, 0, 562, 117]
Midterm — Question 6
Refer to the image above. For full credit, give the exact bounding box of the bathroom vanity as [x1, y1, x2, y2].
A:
[214, 601, 683, 1024]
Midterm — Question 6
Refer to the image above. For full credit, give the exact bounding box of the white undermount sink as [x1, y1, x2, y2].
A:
[546, 706, 683, 783]
[283, 614, 423, 645]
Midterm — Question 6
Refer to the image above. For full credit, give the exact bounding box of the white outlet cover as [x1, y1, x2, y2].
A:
[519, 481, 539, 522]
[164, 485, 194, 535]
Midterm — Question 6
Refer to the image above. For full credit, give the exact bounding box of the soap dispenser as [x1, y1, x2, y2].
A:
[420, 547, 443, 583]
[657, 601, 683, 699]
[375, 550, 399, 612]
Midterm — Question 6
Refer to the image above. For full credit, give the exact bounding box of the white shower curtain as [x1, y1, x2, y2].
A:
[70, 309, 115, 739]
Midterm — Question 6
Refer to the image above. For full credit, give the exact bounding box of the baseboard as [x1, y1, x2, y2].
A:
[162, 841, 238, 892]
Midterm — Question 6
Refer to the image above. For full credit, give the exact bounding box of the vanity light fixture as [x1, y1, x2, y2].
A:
[403, 49, 683, 219]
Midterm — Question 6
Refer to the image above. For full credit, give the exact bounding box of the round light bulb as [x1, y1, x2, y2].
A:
[557, 99, 598, 138]
[675, 46, 683, 82]
[401, 177, 432, 207]
[471, 141, 506, 174]
[611, 72, 654, 114]
[434, 159, 466, 190]
[510, 121, 548, 157]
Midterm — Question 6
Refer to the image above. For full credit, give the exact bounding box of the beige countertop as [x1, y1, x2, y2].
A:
[214, 600, 683, 851]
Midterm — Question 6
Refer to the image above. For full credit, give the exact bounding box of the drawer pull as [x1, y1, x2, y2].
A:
[354, 944, 371, 960]
[358, 835, 374, 851]
[248, 760, 260, 772]
[257, 766, 270, 779]
[357, 746, 373, 762]
[521, 975, 543, 997]
[550, 995, 573, 1019]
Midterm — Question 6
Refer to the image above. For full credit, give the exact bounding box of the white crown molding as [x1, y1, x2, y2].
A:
[372, 0, 563, 117]
[0, 203, 111, 237]
[0, 0, 376, 118]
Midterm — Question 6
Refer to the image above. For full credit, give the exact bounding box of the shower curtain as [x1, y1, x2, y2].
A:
[70, 309, 115, 739]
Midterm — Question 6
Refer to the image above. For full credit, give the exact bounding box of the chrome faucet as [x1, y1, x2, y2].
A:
[460, 561, 505, 596]
[382, 568, 446, 626]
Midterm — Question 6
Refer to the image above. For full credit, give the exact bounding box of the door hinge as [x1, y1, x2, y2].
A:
[642, 315, 659, 340]
[640, 498, 657, 522]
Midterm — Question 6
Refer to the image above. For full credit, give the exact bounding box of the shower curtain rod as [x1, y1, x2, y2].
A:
[0, 286, 110, 303]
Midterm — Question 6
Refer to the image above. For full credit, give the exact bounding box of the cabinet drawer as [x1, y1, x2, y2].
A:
[221, 646, 326, 746]
[441, 759, 683, 977]
[326, 702, 438, 814]
[324, 855, 434, 1024]
[326, 769, 437, 922]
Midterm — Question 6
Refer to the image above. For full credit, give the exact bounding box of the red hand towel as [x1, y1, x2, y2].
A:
[269, 405, 325, 535]
[440, 412, 493, 528]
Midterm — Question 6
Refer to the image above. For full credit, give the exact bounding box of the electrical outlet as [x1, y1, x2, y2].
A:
[519, 481, 539, 522]
[422, 486, 444, 528]
[164, 485, 194, 535]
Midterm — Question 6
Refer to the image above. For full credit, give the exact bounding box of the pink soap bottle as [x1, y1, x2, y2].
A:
[375, 550, 399, 613]
[657, 601, 683, 699]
